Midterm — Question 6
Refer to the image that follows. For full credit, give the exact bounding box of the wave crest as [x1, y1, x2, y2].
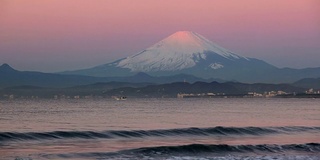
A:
[1, 126, 319, 142]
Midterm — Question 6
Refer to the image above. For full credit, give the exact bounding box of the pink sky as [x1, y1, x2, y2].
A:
[0, 0, 319, 72]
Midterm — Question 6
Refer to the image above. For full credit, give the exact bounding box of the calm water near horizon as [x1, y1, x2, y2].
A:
[0, 98, 319, 159]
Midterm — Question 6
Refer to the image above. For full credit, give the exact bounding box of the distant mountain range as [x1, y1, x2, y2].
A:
[1, 63, 319, 92]
[61, 31, 320, 83]
[1, 62, 315, 99]
[1, 62, 313, 99]
[1, 31, 320, 88]
[0, 63, 107, 88]
[0, 63, 218, 89]
[1, 80, 307, 99]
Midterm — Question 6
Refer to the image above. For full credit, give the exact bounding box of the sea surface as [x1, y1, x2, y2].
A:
[0, 98, 319, 160]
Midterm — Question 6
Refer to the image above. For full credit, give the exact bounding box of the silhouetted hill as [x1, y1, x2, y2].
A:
[0, 64, 214, 88]
[0, 63, 17, 72]
[0, 64, 110, 88]
[0, 82, 152, 98]
[68, 81, 153, 90]
[0, 79, 308, 99]
[104, 81, 305, 98]
[227, 82, 305, 93]
[293, 78, 320, 89]
[4, 85, 44, 90]
[105, 81, 243, 97]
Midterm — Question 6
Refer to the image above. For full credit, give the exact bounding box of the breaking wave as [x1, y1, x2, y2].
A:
[42, 143, 320, 159]
[130, 143, 320, 154]
[1, 126, 320, 142]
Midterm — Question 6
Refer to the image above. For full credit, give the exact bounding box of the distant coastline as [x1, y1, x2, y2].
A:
[1, 63, 320, 99]
[1, 82, 319, 99]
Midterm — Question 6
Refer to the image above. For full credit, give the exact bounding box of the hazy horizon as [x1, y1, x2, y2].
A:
[1, 0, 319, 72]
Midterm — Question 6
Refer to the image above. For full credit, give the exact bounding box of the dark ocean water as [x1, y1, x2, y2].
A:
[0, 98, 319, 160]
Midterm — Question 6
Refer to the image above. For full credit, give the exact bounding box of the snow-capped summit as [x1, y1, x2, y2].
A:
[62, 31, 278, 82]
[116, 31, 248, 72]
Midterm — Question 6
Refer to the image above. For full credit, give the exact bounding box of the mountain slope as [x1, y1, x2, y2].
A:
[116, 31, 249, 72]
[62, 31, 280, 82]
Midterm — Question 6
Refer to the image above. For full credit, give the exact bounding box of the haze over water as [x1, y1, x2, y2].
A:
[1, 98, 319, 159]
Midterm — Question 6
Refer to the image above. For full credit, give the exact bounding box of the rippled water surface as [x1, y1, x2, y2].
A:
[0, 98, 319, 159]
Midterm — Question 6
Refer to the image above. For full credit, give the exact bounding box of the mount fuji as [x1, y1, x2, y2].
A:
[116, 31, 251, 72]
[62, 31, 320, 83]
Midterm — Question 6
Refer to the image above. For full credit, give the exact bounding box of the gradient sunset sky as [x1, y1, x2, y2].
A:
[1, 0, 319, 72]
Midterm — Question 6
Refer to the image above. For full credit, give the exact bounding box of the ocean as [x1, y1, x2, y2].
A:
[0, 98, 319, 160]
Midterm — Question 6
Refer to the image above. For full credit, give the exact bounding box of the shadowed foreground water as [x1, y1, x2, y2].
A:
[0, 98, 319, 159]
